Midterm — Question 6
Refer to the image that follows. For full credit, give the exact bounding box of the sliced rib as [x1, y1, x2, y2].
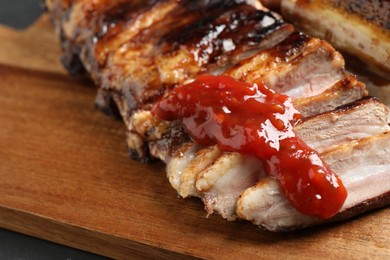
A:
[196, 153, 265, 220]
[237, 133, 390, 231]
[296, 97, 390, 153]
[167, 98, 389, 220]
[226, 31, 345, 98]
[294, 74, 367, 117]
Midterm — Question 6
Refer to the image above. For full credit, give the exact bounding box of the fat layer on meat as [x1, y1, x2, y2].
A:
[281, 0, 390, 80]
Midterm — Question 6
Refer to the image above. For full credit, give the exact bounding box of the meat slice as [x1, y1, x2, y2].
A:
[196, 153, 265, 220]
[296, 97, 390, 153]
[280, 0, 390, 80]
[167, 97, 389, 220]
[237, 133, 390, 231]
[294, 74, 367, 117]
[165, 142, 202, 192]
[178, 146, 222, 198]
[226, 31, 345, 98]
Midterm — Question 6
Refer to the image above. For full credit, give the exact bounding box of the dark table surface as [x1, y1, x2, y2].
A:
[0, 1, 109, 259]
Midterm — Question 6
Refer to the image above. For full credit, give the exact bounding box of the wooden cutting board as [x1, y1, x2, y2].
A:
[0, 16, 389, 259]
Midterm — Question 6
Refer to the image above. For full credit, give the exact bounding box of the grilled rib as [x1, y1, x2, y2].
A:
[47, 0, 390, 231]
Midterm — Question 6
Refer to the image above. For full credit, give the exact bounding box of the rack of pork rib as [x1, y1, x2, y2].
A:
[46, 0, 390, 231]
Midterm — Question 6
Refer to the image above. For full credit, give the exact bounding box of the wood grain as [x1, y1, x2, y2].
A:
[0, 16, 389, 259]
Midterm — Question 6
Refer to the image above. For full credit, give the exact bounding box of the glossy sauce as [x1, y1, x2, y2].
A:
[152, 75, 347, 219]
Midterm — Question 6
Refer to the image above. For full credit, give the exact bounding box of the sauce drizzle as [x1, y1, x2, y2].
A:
[152, 75, 347, 219]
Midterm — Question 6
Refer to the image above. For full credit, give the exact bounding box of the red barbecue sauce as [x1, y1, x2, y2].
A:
[152, 75, 347, 219]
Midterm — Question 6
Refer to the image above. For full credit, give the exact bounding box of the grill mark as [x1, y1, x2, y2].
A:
[96, 0, 161, 39]
[225, 31, 310, 81]
[160, 5, 285, 66]
[273, 31, 310, 57]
